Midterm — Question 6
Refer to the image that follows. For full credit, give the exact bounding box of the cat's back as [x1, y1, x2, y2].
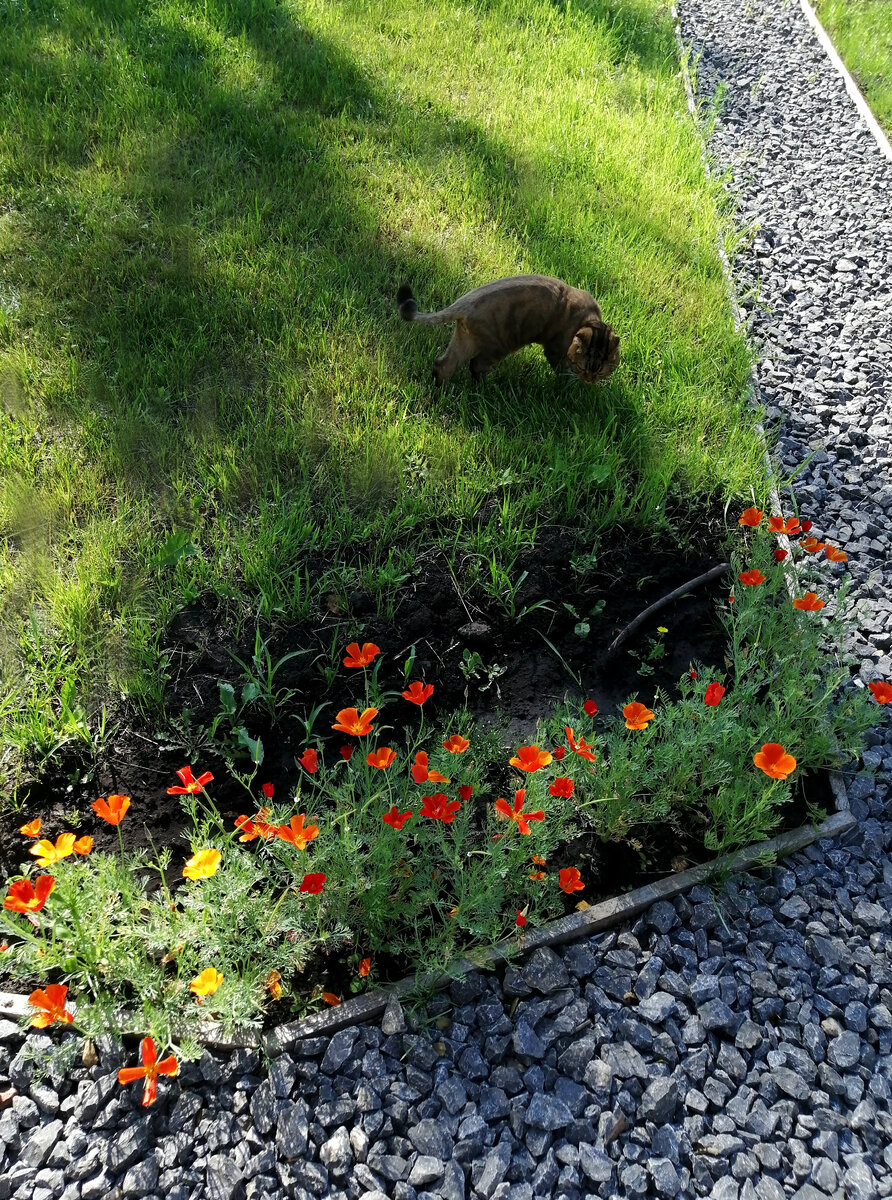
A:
[457, 274, 573, 308]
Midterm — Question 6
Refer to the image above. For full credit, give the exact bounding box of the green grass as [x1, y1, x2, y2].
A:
[813, 0, 892, 134]
[0, 0, 766, 781]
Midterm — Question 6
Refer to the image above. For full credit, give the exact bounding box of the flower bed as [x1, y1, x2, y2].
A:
[1, 511, 888, 1099]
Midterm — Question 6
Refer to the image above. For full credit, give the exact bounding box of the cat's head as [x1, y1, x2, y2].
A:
[567, 321, 621, 384]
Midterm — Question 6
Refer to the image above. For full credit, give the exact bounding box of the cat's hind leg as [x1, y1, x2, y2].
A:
[433, 320, 476, 385]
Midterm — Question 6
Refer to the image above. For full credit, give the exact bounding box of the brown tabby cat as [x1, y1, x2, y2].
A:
[396, 274, 620, 385]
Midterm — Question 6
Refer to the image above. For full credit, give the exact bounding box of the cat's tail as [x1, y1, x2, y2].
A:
[396, 285, 459, 325]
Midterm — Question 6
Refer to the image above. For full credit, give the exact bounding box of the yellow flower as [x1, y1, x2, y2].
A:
[182, 849, 222, 880]
[189, 967, 224, 1002]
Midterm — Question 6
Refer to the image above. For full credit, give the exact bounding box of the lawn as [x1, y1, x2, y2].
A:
[0, 0, 766, 785]
[812, 0, 892, 134]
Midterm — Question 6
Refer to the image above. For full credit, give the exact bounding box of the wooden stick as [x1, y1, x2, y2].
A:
[604, 562, 732, 658]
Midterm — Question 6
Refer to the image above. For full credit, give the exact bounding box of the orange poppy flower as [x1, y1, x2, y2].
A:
[382, 805, 413, 830]
[189, 967, 224, 1002]
[332, 707, 378, 736]
[299, 872, 326, 894]
[19, 818, 41, 837]
[509, 745, 553, 773]
[528, 870, 547, 881]
[358, 957, 371, 977]
[559, 867, 585, 894]
[321, 992, 340, 1006]
[800, 538, 826, 554]
[4, 876, 55, 913]
[768, 515, 802, 536]
[234, 809, 276, 841]
[868, 681, 892, 705]
[824, 545, 848, 562]
[28, 983, 74, 1028]
[515, 910, 527, 927]
[793, 592, 824, 612]
[410, 751, 449, 784]
[29, 833, 91, 868]
[420, 793, 462, 824]
[167, 765, 214, 794]
[91, 794, 131, 825]
[343, 642, 381, 668]
[753, 742, 797, 779]
[118, 1037, 179, 1106]
[402, 681, 434, 705]
[532, 855, 546, 865]
[443, 734, 470, 754]
[623, 702, 655, 730]
[549, 777, 575, 798]
[366, 747, 396, 770]
[74, 836, 93, 855]
[266, 969, 283, 1000]
[276, 814, 320, 850]
[704, 682, 725, 707]
[738, 507, 763, 527]
[297, 748, 318, 773]
[182, 849, 222, 880]
[773, 548, 788, 562]
[564, 727, 597, 763]
[494, 789, 545, 835]
[738, 569, 766, 585]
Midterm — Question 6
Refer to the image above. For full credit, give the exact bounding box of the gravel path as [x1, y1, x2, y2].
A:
[3, 0, 892, 1197]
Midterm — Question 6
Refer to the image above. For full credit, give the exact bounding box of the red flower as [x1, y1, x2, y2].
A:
[366, 747, 396, 770]
[773, 548, 788, 562]
[509, 745, 553, 773]
[793, 592, 825, 612]
[382, 805, 413, 830]
[321, 992, 340, 1006]
[564, 727, 597, 763]
[419, 793, 462, 824]
[768, 515, 802, 536]
[4, 876, 55, 913]
[402, 681, 434, 705]
[800, 538, 826, 555]
[738, 507, 763, 527]
[689, 670, 698, 680]
[868, 681, 892, 705]
[824, 545, 848, 562]
[167, 766, 214, 794]
[738, 569, 766, 585]
[583, 699, 598, 717]
[410, 751, 449, 784]
[443, 734, 470, 754]
[559, 867, 585, 894]
[704, 682, 725, 707]
[358, 957, 371, 977]
[515, 910, 527, 927]
[532, 855, 546, 865]
[339, 745, 354, 761]
[458, 784, 473, 802]
[332, 707, 378, 736]
[234, 809, 276, 841]
[118, 1037, 179, 1106]
[623, 702, 655, 730]
[276, 814, 320, 850]
[298, 748, 318, 773]
[801, 520, 813, 533]
[343, 642, 380, 668]
[549, 777, 575, 798]
[753, 742, 797, 780]
[261, 782, 274, 799]
[528, 870, 546, 881]
[552, 746, 566, 760]
[494, 789, 545, 835]
[299, 873, 326, 895]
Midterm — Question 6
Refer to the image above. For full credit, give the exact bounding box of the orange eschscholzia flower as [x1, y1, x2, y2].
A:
[358, 957, 371, 977]
[182, 849, 222, 880]
[382, 805, 413, 830]
[402, 681, 434, 705]
[266, 969, 283, 1000]
[564, 727, 597, 763]
[4, 876, 55, 913]
[343, 642, 381, 668]
[549, 777, 575, 798]
[276, 814, 320, 850]
[118, 1037, 179, 1106]
[28, 983, 74, 1028]
[410, 751, 449, 784]
[91, 795, 131, 825]
[420, 793, 462, 824]
[321, 992, 340, 1006]
[297, 748, 319, 773]
[19, 818, 41, 837]
[167, 766, 214, 794]
[234, 809, 276, 841]
[332, 707, 378, 736]
[189, 967, 223, 1002]
[868, 681, 892, 705]
[528, 870, 547, 881]
[494, 789, 545, 835]
[738, 507, 763, 527]
[443, 734, 470, 754]
[753, 742, 797, 779]
[366, 747, 396, 770]
[824, 545, 848, 562]
[793, 592, 825, 612]
[738, 569, 766, 585]
[299, 873, 326, 894]
[768, 515, 802, 536]
[73, 837, 93, 855]
[510, 745, 553, 773]
[532, 855, 546, 865]
[800, 538, 826, 554]
[704, 682, 725, 707]
[559, 867, 585, 894]
[623, 702, 655, 730]
[29, 832, 91, 868]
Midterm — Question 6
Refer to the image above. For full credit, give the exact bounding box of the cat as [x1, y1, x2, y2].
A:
[396, 274, 620, 385]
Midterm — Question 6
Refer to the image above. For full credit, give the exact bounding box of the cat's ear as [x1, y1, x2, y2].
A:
[567, 325, 594, 372]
